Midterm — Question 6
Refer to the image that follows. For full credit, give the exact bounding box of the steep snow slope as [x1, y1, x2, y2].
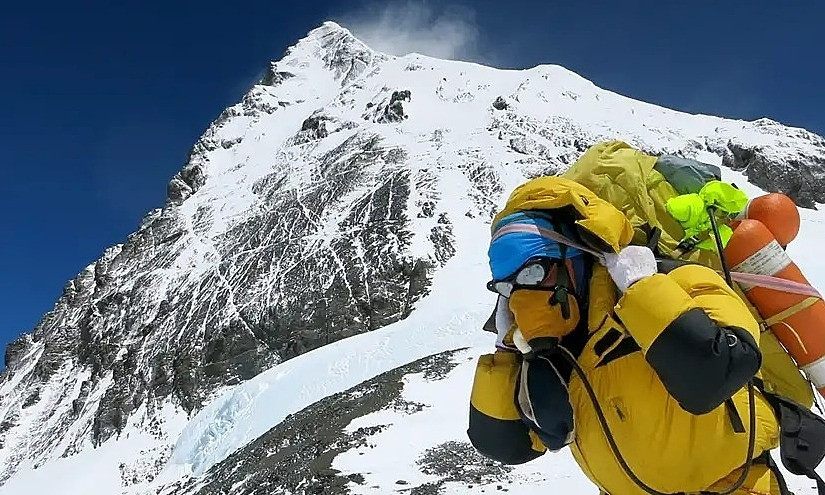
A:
[1, 21, 824, 494]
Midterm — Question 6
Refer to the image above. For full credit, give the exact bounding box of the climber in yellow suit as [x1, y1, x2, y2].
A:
[468, 177, 788, 495]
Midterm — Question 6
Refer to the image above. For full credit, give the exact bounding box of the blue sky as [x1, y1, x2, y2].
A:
[1, 1, 823, 360]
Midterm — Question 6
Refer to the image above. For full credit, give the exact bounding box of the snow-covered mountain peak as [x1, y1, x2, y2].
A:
[267, 21, 385, 89]
[1, 22, 824, 495]
[303, 20, 361, 46]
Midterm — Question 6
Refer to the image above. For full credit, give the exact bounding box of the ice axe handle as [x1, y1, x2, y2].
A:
[707, 206, 734, 288]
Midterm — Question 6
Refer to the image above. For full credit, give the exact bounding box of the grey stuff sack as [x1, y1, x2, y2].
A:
[654, 155, 722, 195]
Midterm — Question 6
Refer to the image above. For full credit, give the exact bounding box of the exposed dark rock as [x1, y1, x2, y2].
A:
[71, 380, 91, 416]
[298, 115, 330, 141]
[258, 66, 295, 86]
[21, 391, 39, 409]
[220, 137, 242, 149]
[369, 90, 412, 123]
[167, 162, 206, 205]
[0, 419, 16, 436]
[722, 141, 825, 208]
[166, 177, 194, 206]
[33, 339, 73, 383]
[4, 335, 31, 369]
[460, 161, 503, 220]
[8, 129, 439, 455]
[415, 441, 513, 493]
[164, 350, 462, 495]
[418, 200, 436, 218]
[385, 90, 411, 122]
[241, 90, 279, 116]
[392, 90, 412, 103]
[90, 346, 148, 445]
[492, 96, 508, 111]
[431, 214, 456, 266]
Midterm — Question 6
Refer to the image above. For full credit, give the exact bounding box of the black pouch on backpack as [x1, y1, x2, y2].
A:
[769, 392, 825, 495]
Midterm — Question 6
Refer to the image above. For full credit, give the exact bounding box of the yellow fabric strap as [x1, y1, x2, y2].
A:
[764, 296, 821, 327]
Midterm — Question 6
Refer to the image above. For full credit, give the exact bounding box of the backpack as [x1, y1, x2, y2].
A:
[561, 140, 815, 409]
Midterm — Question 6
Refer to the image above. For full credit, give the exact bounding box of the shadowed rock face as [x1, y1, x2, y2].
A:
[0, 24, 446, 483]
[0, 128, 440, 469]
[162, 350, 513, 495]
[723, 141, 825, 208]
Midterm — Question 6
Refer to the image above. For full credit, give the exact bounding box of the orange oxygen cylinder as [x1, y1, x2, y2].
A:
[725, 219, 825, 399]
[732, 193, 801, 246]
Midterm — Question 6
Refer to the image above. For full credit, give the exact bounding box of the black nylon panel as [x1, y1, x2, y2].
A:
[467, 404, 543, 465]
[595, 338, 642, 368]
[594, 327, 622, 356]
[645, 308, 761, 414]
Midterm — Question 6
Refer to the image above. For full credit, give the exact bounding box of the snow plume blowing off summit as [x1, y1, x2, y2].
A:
[340, 1, 482, 62]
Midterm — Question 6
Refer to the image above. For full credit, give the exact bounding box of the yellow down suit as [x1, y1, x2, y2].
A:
[468, 177, 785, 495]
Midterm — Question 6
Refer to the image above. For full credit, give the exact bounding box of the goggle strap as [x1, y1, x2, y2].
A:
[553, 223, 572, 292]
[490, 223, 606, 262]
[553, 287, 571, 320]
[550, 232, 573, 319]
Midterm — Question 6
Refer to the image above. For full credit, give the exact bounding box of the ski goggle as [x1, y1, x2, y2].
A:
[486, 257, 561, 298]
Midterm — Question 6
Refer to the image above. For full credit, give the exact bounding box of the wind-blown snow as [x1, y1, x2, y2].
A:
[2, 20, 825, 495]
